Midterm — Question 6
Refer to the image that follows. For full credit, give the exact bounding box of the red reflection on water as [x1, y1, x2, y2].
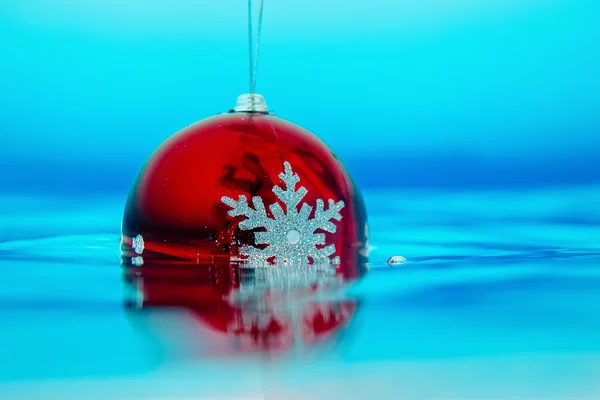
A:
[123, 261, 363, 353]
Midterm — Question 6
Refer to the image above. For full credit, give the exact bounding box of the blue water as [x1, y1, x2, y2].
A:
[1, 187, 599, 398]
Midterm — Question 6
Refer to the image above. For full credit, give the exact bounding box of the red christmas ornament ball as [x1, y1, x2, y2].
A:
[121, 95, 368, 271]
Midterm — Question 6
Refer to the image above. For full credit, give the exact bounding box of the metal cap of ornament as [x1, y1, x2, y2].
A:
[233, 93, 269, 113]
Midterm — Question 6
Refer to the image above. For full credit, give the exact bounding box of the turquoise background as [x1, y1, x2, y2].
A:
[1, 0, 599, 192]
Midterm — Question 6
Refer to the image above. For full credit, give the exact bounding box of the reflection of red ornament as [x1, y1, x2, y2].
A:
[121, 94, 368, 270]
[124, 262, 360, 352]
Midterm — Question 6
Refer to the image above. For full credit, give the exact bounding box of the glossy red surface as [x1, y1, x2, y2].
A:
[121, 111, 368, 270]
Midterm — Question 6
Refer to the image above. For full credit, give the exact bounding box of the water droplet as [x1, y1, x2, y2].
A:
[132, 234, 145, 255]
[387, 255, 407, 265]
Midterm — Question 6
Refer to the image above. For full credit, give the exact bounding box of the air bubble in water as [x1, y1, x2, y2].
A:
[387, 255, 407, 265]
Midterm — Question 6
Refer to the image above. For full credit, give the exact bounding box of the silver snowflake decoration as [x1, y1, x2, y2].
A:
[221, 162, 344, 265]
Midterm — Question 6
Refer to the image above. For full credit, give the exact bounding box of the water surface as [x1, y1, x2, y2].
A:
[0, 186, 599, 399]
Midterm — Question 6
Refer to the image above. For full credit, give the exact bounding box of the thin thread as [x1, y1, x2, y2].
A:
[247, 0, 254, 96]
[251, 0, 264, 95]
[247, 0, 265, 111]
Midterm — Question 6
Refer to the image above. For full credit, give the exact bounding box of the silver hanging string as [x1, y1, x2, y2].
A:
[247, 0, 254, 96]
[247, 0, 265, 111]
[251, 0, 265, 95]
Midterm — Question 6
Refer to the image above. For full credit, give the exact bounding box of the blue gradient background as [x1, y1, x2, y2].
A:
[1, 0, 599, 193]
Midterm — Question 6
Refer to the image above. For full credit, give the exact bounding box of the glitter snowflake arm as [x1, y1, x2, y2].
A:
[272, 162, 307, 214]
[308, 198, 345, 234]
[221, 195, 274, 230]
[240, 244, 277, 263]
